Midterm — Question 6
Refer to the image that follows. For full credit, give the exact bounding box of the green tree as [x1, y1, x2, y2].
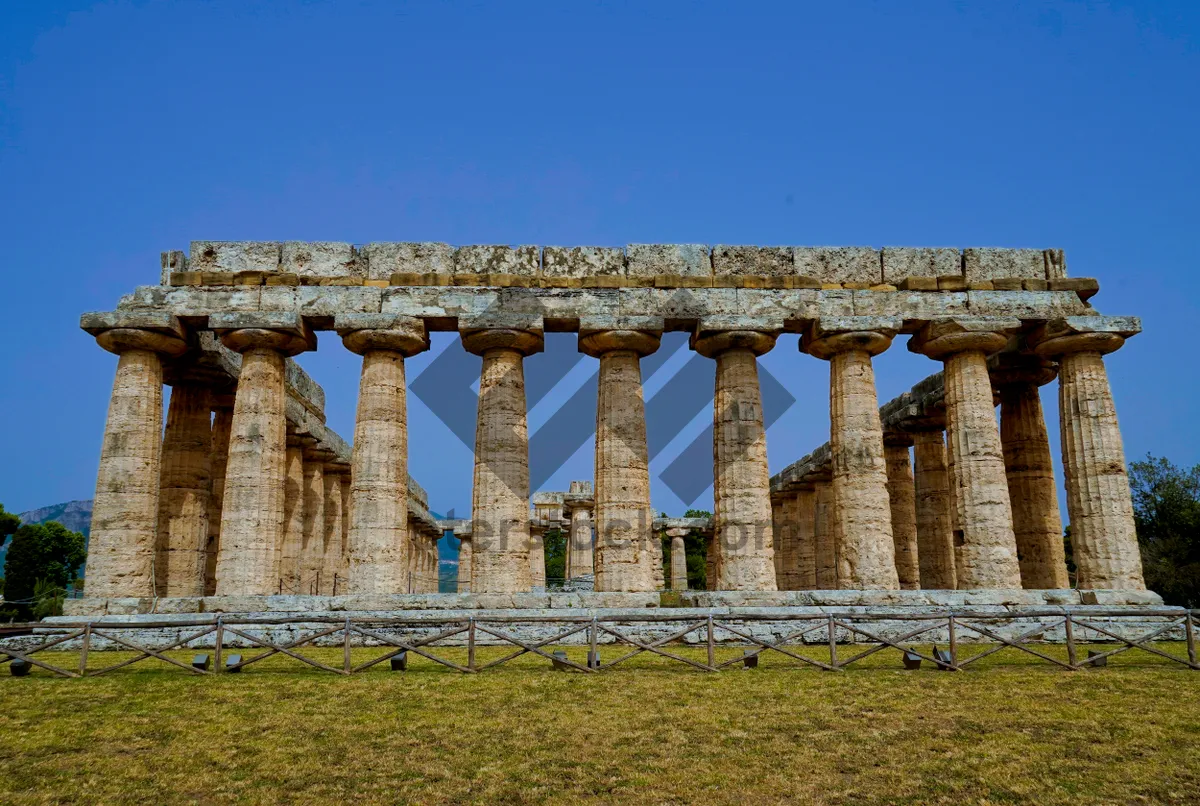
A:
[543, 528, 566, 584]
[1, 521, 87, 621]
[0, 503, 19, 548]
[1129, 455, 1200, 607]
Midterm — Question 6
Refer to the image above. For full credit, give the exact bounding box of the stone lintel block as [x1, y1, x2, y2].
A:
[965, 290, 1089, 319]
[458, 312, 545, 333]
[80, 310, 187, 339]
[154, 286, 263, 315]
[963, 248, 1047, 281]
[711, 245, 793, 276]
[285, 359, 326, 413]
[578, 314, 665, 335]
[190, 241, 282, 274]
[881, 247, 962, 283]
[295, 285, 383, 316]
[626, 244, 711, 278]
[333, 312, 425, 334]
[920, 316, 1022, 339]
[210, 310, 310, 336]
[542, 246, 624, 277]
[455, 245, 539, 276]
[794, 247, 882, 284]
[364, 242, 455, 281]
[810, 315, 902, 338]
[1046, 315, 1142, 338]
[695, 315, 785, 333]
[281, 242, 361, 278]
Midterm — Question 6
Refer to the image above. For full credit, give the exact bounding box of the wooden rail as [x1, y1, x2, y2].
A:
[0, 610, 1195, 678]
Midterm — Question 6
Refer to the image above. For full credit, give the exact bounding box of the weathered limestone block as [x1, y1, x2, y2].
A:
[462, 325, 543, 593]
[566, 498, 594, 578]
[626, 244, 711, 278]
[542, 246, 624, 277]
[190, 241, 281, 274]
[793, 488, 817, 590]
[1031, 317, 1145, 589]
[281, 242, 361, 279]
[457, 534, 473, 593]
[82, 316, 189, 598]
[580, 328, 660, 592]
[963, 248, 1047, 282]
[813, 481, 836, 589]
[156, 383, 212, 597]
[530, 523, 547, 592]
[161, 250, 187, 285]
[454, 245, 539, 276]
[323, 469, 346, 593]
[771, 495, 786, 585]
[669, 531, 688, 590]
[363, 242, 454, 281]
[911, 318, 1023, 589]
[300, 457, 326, 593]
[793, 247, 881, 284]
[692, 329, 778, 591]
[205, 406, 233, 596]
[711, 245, 793, 276]
[912, 431, 956, 589]
[279, 446, 305, 592]
[880, 247, 962, 283]
[884, 441, 920, 590]
[803, 318, 901, 590]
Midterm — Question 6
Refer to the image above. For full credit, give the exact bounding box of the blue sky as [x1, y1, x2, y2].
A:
[0, 1, 1196, 520]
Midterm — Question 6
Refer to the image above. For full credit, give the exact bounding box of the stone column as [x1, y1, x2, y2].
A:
[775, 492, 802, 590]
[456, 531, 473, 593]
[529, 520, 547, 592]
[461, 323, 543, 593]
[205, 400, 234, 596]
[323, 466, 346, 595]
[692, 328, 779, 591]
[794, 487, 818, 590]
[156, 383, 212, 597]
[579, 326, 661, 592]
[668, 528, 689, 591]
[340, 474, 352, 583]
[653, 531, 666, 591]
[300, 452, 327, 593]
[803, 319, 901, 590]
[911, 318, 1023, 589]
[912, 430, 956, 589]
[705, 531, 718, 590]
[279, 442, 306, 593]
[813, 479, 836, 589]
[1031, 317, 1145, 589]
[771, 495, 786, 585]
[884, 438, 920, 590]
[991, 355, 1070, 589]
[213, 314, 314, 596]
[82, 315, 188, 598]
[564, 496, 594, 579]
[337, 315, 429, 595]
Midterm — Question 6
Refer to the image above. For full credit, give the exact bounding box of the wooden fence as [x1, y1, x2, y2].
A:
[0, 609, 1196, 678]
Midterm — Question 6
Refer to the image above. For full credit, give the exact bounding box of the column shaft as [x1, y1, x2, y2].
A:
[1058, 352, 1144, 588]
[912, 431, 956, 589]
[205, 407, 234, 596]
[670, 534, 688, 590]
[884, 443, 920, 590]
[794, 489, 818, 590]
[457, 536, 473, 593]
[1000, 383, 1069, 588]
[156, 383, 212, 597]
[323, 470, 345, 594]
[530, 529, 546, 591]
[813, 482, 837, 589]
[567, 507, 594, 578]
[300, 460, 326, 593]
[279, 446, 305, 593]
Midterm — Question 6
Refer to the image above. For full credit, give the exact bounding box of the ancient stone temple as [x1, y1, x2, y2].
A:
[73, 241, 1150, 614]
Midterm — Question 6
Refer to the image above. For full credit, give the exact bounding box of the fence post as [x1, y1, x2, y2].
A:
[214, 616, 224, 674]
[468, 617, 477, 672]
[828, 614, 837, 669]
[78, 623, 91, 677]
[590, 616, 599, 671]
[1186, 612, 1196, 669]
[706, 615, 715, 670]
[947, 614, 957, 669]
[343, 615, 352, 674]
[1064, 613, 1078, 669]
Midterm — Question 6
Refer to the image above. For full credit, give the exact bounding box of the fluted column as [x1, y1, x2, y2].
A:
[692, 329, 779, 591]
[205, 401, 234, 596]
[777, 492, 803, 590]
[337, 316, 429, 594]
[771, 495, 786, 584]
[668, 528, 689, 590]
[83, 318, 188, 598]
[213, 316, 314, 596]
[580, 327, 661, 592]
[912, 430, 956, 589]
[529, 521, 547, 592]
[457, 532, 473, 593]
[462, 325, 543, 593]
[803, 320, 900, 590]
[911, 319, 1022, 589]
[323, 466, 346, 595]
[1031, 318, 1145, 589]
[300, 454, 327, 593]
[813, 480, 836, 589]
[564, 499, 594, 579]
[884, 438, 920, 590]
[156, 383, 212, 597]
[794, 487, 818, 590]
[279, 443, 306, 593]
[992, 356, 1069, 589]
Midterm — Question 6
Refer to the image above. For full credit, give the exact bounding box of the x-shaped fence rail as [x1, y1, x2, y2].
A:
[0, 609, 1196, 678]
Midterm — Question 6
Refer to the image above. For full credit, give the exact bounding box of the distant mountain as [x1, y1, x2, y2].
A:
[1, 500, 93, 570]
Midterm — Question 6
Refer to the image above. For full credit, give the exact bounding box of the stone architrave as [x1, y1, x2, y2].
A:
[279, 443, 306, 593]
[883, 439, 920, 590]
[461, 321, 544, 593]
[212, 313, 314, 596]
[692, 327, 780, 591]
[1031, 317, 1145, 589]
[991, 355, 1070, 589]
[668, 528, 689, 590]
[803, 318, 902, 590]
[911, 318, 1023, 589]
[456, 532, 473, 593]
[337, 315, 430, 594]
[912, 430, 956, 589]
[156, 383, 212, 597]
[529, 520, 547, 592]
[323, 467, 346, 594]
[579, 324, 661, 592]
[813, 480, 836, 589]
[205, 402, 234, 596]
[793, 487, 818, 590]
[82, 314, 189, 599]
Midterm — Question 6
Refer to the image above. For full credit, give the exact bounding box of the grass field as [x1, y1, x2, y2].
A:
[1, 643, 1198, 805]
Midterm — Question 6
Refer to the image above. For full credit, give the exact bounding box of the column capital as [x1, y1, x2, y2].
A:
[336, 314, 429, 356]
[1028, 315, 1141, 358]
[579, 316, 663, 358]
[459, 313, 544, 356]
[801, 316, 899, 360]
[908, 316, 1019, 360]
[82, 311, 190, 357]
[987, 352, 1058, 388]
[211, 312, 315, 356]
[690, 325, 778, 358]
